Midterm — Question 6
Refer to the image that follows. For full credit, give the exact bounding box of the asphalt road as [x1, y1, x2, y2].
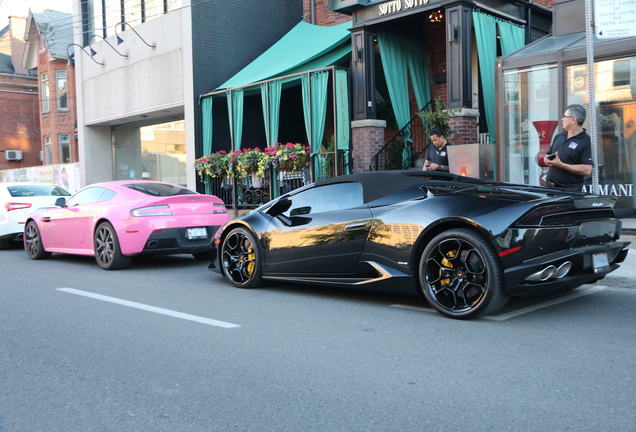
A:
[1, 246, 635, 432]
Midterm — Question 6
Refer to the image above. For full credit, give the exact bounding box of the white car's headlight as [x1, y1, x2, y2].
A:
[130, 205, 173, 217]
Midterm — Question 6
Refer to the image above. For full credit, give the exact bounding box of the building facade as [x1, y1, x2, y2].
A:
[72, 0, 303, 189]
[0, 17, 41, 171]
[327, 0, 553, 174]
[497, 0, 636, 216]
[22, 10, 78, 167]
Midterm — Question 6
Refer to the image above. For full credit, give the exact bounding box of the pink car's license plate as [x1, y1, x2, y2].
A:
[186, 227, 207, 239]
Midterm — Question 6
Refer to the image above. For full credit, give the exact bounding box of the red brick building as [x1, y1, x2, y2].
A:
[0, 17, 41, 171]
[22, 9, 77, 166]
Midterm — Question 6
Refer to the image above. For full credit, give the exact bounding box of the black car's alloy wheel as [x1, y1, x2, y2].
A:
[221, 227, 262, 288]
[24, 221, 52, 260]
[419, 229, 508, 319]
[94, 222, 132, 270]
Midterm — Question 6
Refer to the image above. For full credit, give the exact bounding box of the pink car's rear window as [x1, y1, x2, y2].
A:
[124, 183, 197, 197]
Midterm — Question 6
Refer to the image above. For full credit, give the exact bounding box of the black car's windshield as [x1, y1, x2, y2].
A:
[124, 183, 197, 196]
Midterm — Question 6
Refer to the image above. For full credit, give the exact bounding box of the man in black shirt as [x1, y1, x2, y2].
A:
[545, 104, 593, 191]
[422, 128, 452, 172]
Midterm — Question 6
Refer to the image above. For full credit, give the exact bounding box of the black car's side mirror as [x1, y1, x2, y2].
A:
[55, 197, 67, 207]
[266, 197, 292, 217]
[290, 206, 311, 216]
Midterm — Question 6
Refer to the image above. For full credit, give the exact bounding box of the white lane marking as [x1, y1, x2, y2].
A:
[391, 285, 607, 321]
[57, 288, 240, 329]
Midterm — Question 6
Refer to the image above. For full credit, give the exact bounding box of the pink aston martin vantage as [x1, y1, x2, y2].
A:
[24, 180, 229, 270]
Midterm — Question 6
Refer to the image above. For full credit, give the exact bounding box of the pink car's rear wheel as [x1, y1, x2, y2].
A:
[94, 222, 132, 270]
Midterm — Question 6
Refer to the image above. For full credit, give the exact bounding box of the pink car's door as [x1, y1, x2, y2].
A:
[46, 187, 108, 246]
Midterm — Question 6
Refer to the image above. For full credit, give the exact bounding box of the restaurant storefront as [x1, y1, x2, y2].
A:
[497, 0, 636, 216]
[328, 0, 552, 174]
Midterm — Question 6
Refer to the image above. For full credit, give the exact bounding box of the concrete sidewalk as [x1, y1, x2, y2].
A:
[620, 218, 636, 249]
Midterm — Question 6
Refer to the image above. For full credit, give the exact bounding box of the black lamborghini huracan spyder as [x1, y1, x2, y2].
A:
[211, 170, 630, 319]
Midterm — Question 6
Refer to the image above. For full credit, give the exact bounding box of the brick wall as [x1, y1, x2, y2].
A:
[304, 0, 350, 25]
[0, 74, 41, 170]
[38, 47, 78, 165]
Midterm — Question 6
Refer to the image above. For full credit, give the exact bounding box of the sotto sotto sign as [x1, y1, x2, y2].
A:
[594, 0, 636, 38]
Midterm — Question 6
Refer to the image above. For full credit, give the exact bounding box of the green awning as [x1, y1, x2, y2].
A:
[215, 20, 352, 91]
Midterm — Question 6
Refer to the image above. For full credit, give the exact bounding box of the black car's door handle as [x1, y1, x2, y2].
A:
[344, 222, 368, 231]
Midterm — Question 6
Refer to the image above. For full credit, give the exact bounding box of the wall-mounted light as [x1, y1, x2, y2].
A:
[115, 21, 156, 49]
[89, 35, 129, 58]
[448, 24, 458, 43]
[66, 43, 104, 66]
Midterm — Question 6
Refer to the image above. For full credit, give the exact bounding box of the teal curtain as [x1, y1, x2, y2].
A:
[301, 74, 311, 147]
[406, 41, 431, 113]
[310, 71, 329, 154]
[377, 32, 410, 130]
[472, 11, 497, 144]
[301, 71, 329, 153]
[201, 96, 213, 194]
[377, 32, 410, 166]
[227, 89, 244, 150]
[498, 20, 525, 56]
[260, 83, 270, 147]
[260, 80, 282, 147]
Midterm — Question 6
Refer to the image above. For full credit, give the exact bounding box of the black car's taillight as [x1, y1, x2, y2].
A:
[516, 203, 574, 227]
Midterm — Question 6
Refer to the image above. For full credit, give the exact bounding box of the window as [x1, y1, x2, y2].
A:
[82, 0, 174, 42]
[41, 73, 49, 112]
[56, 71, 68, 110]
[167, 0, 182, 11]
[115, 119, 186, 183]
[283, 183, 364, 216]
[59, 134, 71, 163]
[7, 185, 70, 197]
[502, 64, 559, 185]
[44, 136, 52, 164]
[104, 0, 122, 39]
[124, 0, 143, 26]
[66, 187, 115, 207]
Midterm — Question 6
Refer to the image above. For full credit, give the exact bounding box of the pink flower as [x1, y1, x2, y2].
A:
[219, 150, 227, 154]
[290, 155, 296, 160]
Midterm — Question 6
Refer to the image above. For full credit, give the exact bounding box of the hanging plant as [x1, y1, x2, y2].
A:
[194, 151, 231, 180]
[267, 142, 310, 171]
[231, 147, 270, 179]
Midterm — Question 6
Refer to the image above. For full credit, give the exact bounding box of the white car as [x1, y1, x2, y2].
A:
[0, 182, 71, 249]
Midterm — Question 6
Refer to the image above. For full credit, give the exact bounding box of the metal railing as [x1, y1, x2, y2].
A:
[370, 100, 434, 171]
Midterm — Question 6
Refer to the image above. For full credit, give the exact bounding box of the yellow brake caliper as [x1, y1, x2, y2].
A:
[246, 245, 255, 275]
[440, 250, 457, 286]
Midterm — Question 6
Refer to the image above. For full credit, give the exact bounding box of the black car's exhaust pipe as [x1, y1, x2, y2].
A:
[525, 261, 572, 282]
[526, 265, 556, 282]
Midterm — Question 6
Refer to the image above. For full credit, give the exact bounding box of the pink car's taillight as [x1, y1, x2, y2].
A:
[130, 205, 173, 217]
[214, 203, 228, 214]
[5, 202, 32, 211]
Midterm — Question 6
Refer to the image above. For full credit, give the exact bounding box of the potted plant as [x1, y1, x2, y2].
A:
[417, 98, 461, 138]
[231, 147, 270, 180]
[268, 142, 310, 171]
[194, 151, 231, 181]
